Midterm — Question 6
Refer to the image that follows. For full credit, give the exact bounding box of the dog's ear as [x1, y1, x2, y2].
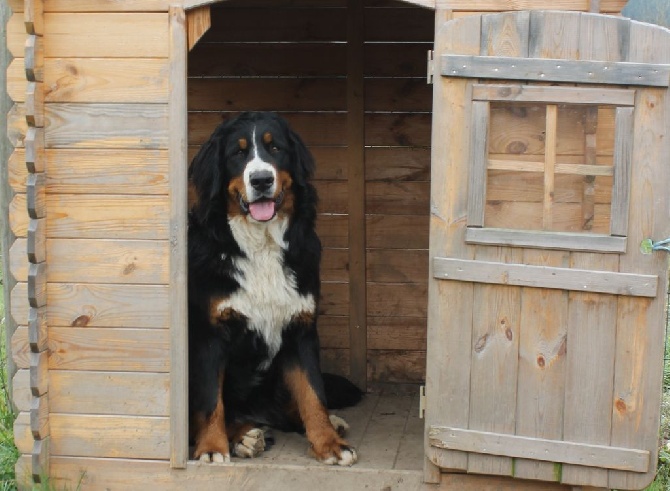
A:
[189, 124, 226, 222]
[287, 124, 315, 185]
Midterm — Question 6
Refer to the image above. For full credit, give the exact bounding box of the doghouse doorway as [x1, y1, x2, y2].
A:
[182, 0, 434, 475]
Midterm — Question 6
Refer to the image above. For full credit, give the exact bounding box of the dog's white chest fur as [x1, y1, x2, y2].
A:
[219, 216, 316, 366]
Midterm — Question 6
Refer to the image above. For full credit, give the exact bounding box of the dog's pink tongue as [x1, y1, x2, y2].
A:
[249, 200, 276, 221]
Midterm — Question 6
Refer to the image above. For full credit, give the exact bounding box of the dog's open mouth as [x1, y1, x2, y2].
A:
[239, 191, 284, 222]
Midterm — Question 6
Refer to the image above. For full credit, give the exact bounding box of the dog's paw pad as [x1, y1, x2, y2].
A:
[233, 428, 266, 458]
[329, 414, 350, 436]
[199, 452, 230, 464]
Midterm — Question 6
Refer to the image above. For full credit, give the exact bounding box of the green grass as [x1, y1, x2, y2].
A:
[0, 265, 19, 491]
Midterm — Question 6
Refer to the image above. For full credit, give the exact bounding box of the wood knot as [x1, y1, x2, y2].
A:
[72, 315, 90, 327]
[474, 333, 489, 353]
[536, 355, 546, 368]
[615, 398, 627, 414]
[506, 140, 527, 154]
[123, 262, 137, 275]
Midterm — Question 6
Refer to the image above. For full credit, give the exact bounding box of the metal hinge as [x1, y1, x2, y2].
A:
[427, 50, 434, 84]
[419, 385, 426, 418]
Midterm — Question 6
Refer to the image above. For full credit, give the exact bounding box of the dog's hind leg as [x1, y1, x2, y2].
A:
[228, 423, 266, 458]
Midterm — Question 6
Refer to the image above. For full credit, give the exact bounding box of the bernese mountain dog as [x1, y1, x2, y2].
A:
[188, 111, 361, 466]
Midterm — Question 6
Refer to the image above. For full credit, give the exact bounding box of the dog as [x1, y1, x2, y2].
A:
[187, 111, 361, 466]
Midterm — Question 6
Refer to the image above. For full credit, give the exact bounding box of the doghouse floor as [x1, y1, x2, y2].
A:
[248, 387, 423, 470]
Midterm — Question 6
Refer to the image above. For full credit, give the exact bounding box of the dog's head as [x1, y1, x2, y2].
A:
[189, 112, 316, 227]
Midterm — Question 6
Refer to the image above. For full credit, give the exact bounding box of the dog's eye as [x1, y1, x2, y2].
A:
[270, 145, 280, 154]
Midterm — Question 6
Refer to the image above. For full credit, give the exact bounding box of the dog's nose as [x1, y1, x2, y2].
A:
[249, 170, 274, 192]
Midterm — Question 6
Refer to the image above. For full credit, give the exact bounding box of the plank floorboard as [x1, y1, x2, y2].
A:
[187, 390, 423, 472]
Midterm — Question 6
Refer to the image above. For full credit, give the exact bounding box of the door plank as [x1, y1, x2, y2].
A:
[433, 257, 657, 297]
[608, 20, 670, 490]
[515, 250, 569, 482]
[429, 426, 648, 472]
[424, 13, 481, 475]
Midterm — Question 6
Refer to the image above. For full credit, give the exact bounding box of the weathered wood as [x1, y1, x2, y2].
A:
[168, 5, 189, 470]
[10, 238, 169, 284]
[26, 218, 47, 266]
[515, 249, 569, 482]
[465, 228, 626, 253]
[31, 437, 49, 483]
[48, 371, 169, 416]
[24, 0, 43, 36]
[49, 327, 170, 372]
[25, 126, 44, 173]
[442, 54, 670, 87]
[29, 351, 48, 397]
[24, 34, 43, 82]
[31, 455, 582, 491]
[472, 84, 635, 106]
[26, 172, 45, 218]
[1, 0, 18, 408]
[424, 12, 480, 476]
[25, 81, 43, 127]
[466, 101, 489, 227]
[21, 194, 169, 240]
[7, 103, 27, 148]
[608, 20, 670, 490]
[429, 426, 649, 472]
[30, 393, 49, 439]
[433, 257, 657, 297]
[543, 104, 558, 229]
[11, 282, 169, 329]
[27, 262, 46, 308]
[48, 283, 170, 328]
[7, 13, 25, 58]
[439, 0, 625, 12]
[44, 149, 168, 195]
[28, 306, 47, 352]
[42, 0, 170, 11]
[45, 103, 168, 149]
[561, 257, 618, 487]
[7, 57, 25, 103]
[487, 159, 613, 176]
[12, 370, 30, 412]
[43, 13, 169, 57]
[45, 59, 170, 103]
[49, 414, 170, 459]
[609, 107, 633, 236]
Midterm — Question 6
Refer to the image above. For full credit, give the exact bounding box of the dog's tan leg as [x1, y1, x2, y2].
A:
[284, 368, 357, 466]
[192, 371, 230, 463]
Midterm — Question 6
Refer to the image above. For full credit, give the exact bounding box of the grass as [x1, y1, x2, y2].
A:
[0, 264, 19, 491]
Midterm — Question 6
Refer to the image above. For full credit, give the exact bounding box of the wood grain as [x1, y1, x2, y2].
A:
[43, 13, 169, 57]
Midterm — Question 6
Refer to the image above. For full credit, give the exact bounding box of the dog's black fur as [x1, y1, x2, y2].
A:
[188, 111, 361, 464]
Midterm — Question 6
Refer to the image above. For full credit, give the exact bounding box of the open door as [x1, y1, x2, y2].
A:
[425, 11, 670, 490]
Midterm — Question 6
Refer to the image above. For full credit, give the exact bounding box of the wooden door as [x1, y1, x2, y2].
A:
[424, 11, 670, 490]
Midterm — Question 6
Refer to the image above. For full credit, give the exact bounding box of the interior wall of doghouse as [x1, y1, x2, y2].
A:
[187, 0, 434, 385]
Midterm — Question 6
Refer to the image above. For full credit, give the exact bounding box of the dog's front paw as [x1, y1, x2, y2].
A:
[316, 443, 358, 466]
[196, 451, 231, 464]
[232, 427, 266, 458]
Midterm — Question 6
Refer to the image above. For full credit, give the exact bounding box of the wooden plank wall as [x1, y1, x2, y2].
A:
[7, 1, 172, 464]
[187, 0, 434, 385]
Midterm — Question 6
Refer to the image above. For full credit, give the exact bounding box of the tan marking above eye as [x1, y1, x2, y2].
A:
[262, 132, 273, 144]
[238, 138, 248, 150]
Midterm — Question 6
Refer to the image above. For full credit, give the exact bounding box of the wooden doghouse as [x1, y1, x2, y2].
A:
[4, 0, 670, 489]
